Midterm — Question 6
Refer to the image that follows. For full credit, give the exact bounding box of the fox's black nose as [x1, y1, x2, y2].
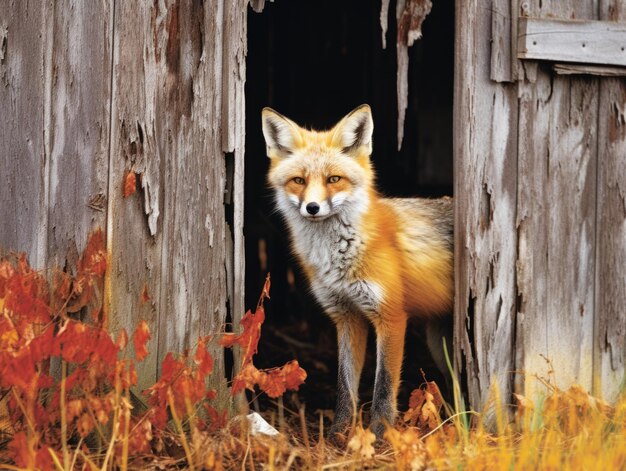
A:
[306, 202, 320, 215]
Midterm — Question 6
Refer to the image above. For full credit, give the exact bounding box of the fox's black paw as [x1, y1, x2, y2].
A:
[370, 420, 387, 441]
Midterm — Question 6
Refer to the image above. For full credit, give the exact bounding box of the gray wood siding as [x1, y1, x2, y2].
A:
[457, 0, 626, 409]
[47, 0, 113, 271]
[0, 3, 47, 267]
[454, 0, 519, 410]
[0, 1, 247, 397]
[595, 0, 626, 403]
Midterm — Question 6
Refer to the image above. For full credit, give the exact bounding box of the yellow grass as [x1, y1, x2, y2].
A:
[125, 379, 625, 470]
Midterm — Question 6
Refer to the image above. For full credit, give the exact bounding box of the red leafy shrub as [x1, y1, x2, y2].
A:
[222, 275, 307, 399]
[0, 231, 306, 469]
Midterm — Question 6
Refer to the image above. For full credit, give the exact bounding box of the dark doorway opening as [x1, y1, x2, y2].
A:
[244, 0, 454, 417]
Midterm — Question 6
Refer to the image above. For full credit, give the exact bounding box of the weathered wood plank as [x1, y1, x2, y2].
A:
[155, 0, 229, 373]
[108, 0, 239, 395]
[107, 0, 167, 392]
[454, 0, 519, 411]
[594, 0, 626, 403]
[0, 2, 47, 267]
[490, 0, 513, 82]
[518, 17, 626, 66]
[222, 0, 248, 343]
[517, 74, 598, 395]
[595, 78, 626, 402]
[516, 0, 599, 398]
[554, 63, 626, 76]
[46, 0, 112, 270]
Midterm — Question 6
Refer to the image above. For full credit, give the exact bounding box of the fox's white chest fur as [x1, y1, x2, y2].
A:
[280, 192, 384, 319]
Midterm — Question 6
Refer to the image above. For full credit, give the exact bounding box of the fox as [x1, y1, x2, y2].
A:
[261, 104, 453, 438]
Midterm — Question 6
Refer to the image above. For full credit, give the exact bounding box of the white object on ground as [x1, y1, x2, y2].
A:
[246, 412, 280, 437]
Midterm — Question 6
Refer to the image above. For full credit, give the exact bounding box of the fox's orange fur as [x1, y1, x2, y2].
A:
[262, 105, 453, 438]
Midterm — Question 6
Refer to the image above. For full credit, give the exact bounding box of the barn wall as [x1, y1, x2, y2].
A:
[0, 1, 247, 397]
[0, 3, 48, 267]
[594, 0, 626, 403]
[516, 0, 599, 400]
[456, 0, 626, 409]
[454, 0, 519, 411]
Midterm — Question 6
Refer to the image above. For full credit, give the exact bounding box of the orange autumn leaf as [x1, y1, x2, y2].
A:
[123, 170, 137, 198]
[133, 320, 151, 361]
[67, 230, 107, 318]
[222, 274, 307, 399]
[220, 274, 270, 367]
[194, 336, 213, 376]
[77, 229, 107, 278]
[230, 360, 306, 399]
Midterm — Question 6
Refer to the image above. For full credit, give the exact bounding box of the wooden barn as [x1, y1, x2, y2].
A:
[1, 0, 624, 417]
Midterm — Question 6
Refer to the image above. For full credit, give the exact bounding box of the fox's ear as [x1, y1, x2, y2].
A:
[261, 108, 303, 157]
[330, 104, 374, 156]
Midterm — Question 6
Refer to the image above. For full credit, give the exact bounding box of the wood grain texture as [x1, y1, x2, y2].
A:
[106, 0, 247, 394]
[454, 0, 519, 411]
[46, 0, 112, 270]
[107, 0, 168, 392]
[517, 72, 598, 395]
[515, 0, 599, 398]
[595, 0, 626, 402]
[518, 17, 626, 66]
[554, 63, 626, 77]
[222, 0, 247, 341]
[0, 2, 47, 267]
[490, 0, 513, 82]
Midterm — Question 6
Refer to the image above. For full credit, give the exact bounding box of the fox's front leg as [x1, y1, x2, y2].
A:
[370, 314, 407, 438]
[328, 313, 369, 436]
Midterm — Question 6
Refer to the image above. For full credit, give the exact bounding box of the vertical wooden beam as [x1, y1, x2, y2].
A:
[517, 73, 598, 395]
[107, 0, 167, 392]
[46, 0, 113, 270]
[516, 0, 598, 398]
[454, 0, 519, 411]
[155, 0, 229, 383]
[0, 2, 47, 267]
[222, 0, 247, 334]
[594, 0, 626, 402]
[107, 0, 243, 396]
[490, 0, 513, 82]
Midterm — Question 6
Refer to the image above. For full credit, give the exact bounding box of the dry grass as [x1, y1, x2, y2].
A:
[186, 380, 625, 471]
[1, 234, 625, 469]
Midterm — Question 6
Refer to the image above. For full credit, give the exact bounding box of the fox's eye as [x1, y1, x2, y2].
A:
[327, 176, 341, 184]
[292, 177, 305, 185]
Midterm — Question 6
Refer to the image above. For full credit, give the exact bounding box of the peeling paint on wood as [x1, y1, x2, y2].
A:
[222, 0, 247, 339]
[454, 0, 626, 411]
[107, 0, 246, 395]
[380, 0, 391, 49]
